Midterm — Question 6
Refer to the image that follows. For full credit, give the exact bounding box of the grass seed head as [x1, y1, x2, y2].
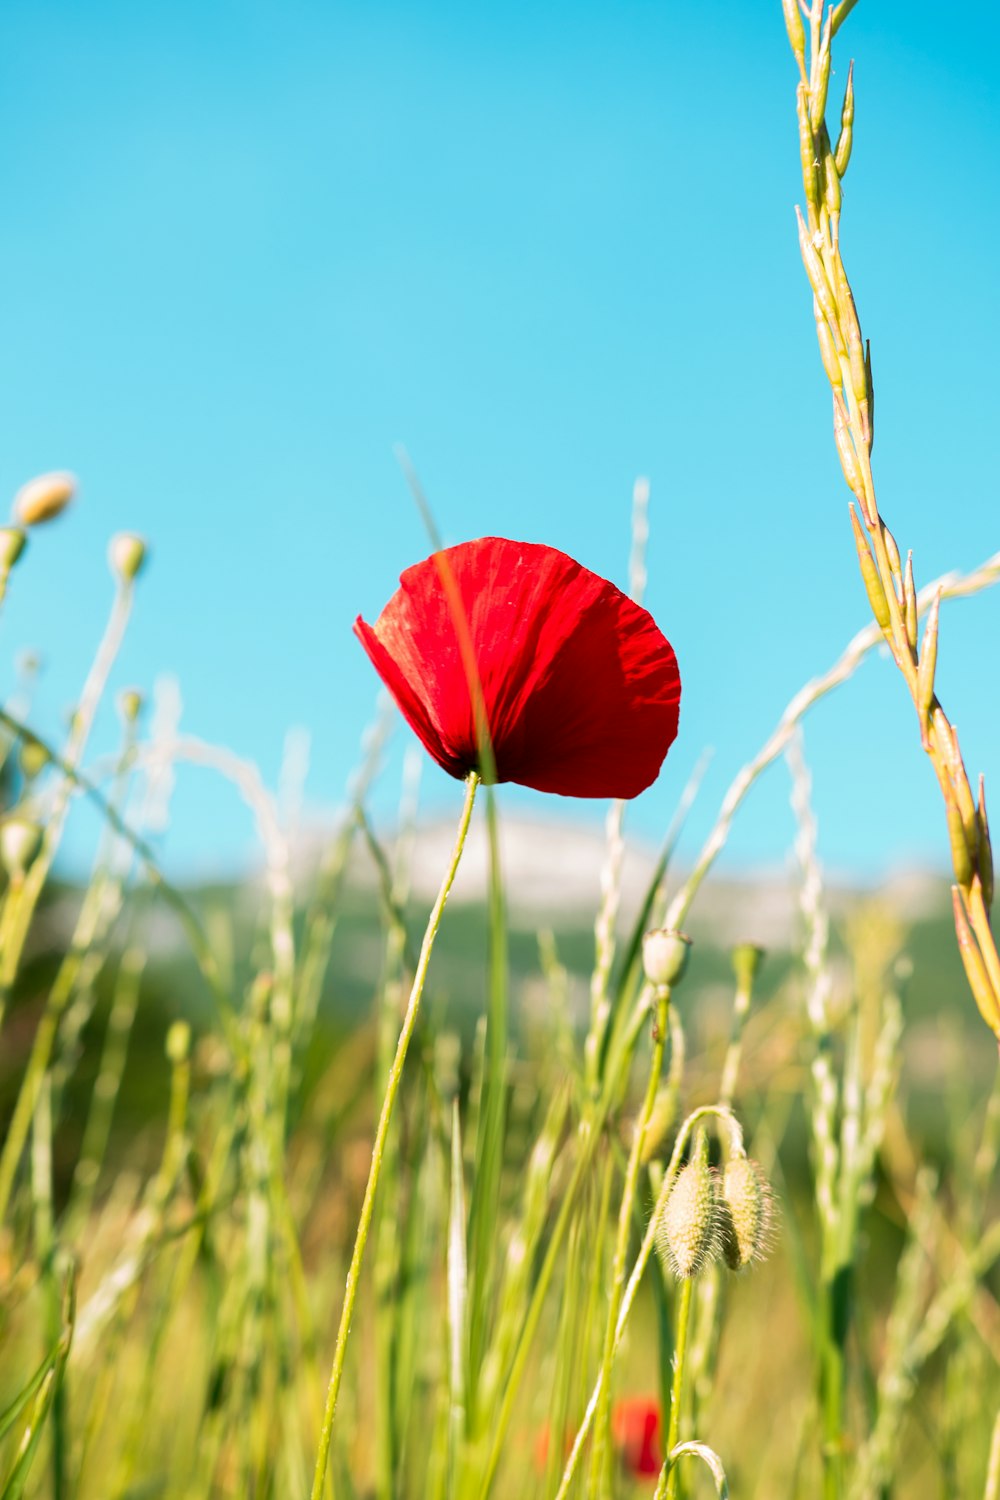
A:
[13, 471, 77, 527]
[719, 1156, 775, 1272]
[0, 526, 27, 573]
[656, 1153, 720, 1280]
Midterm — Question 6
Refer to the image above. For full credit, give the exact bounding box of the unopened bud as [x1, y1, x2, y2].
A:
[117, 688, 144, 725]
[731, 943, 765, 993]
[19, 738, 50, 781]
[720, 1156, 775, 1271]
[643, 929, 692, 989]
[781, 0, 806, 76]
[0, 527, 27, 573]
[0, 816, 43, 879]
[108, 532, 147, 583]
[165, 1020, 191, 1065]
[656, 1147, 720, 1280]
[13, 471, 77, 527]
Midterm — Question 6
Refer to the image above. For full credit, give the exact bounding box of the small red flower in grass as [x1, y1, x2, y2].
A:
[355, 537, 681, 799]
[612, 1397, 662, 1478]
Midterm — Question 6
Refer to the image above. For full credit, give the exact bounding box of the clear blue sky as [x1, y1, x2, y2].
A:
[0, 0, 997, 881]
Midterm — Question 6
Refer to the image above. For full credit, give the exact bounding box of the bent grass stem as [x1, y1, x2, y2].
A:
[310, 771, 480, 1500]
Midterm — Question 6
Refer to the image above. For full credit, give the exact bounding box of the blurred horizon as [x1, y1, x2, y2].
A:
[0, 0, 997, 883]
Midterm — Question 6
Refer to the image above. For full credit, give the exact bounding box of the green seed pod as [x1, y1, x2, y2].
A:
[781, 0, 807, 76]
[13, 471, 77, 527]
[916, 589, 940, 736]
[166, 1020, 192, 1065]
[720, 1156, 775, 1271]
[951, 886, 1000, 1036]
[978, 776, 994, 913]
[836, 399, 867, 506]
[731, 943, 765, 993]
[848, 504, 890, 631]
[0, 527, 27, 573]
[903, 553, 918, 655]
[796, 85, 821, 219]
[809, 14, 832, 132]
[813, 297, 842, 388]
[880, 525, 901, 584]
[656, 1146, 720, 1280]
[642, 928, 692, 989]
[945, 785, 974, 889]
[834, 61, 855, 178]
[0, 816, 43, 879]
[19, 737, 50, 782]
[108, 532, 148, 583]
[814, 122, 841, 220]
[795, 209, 843, 352]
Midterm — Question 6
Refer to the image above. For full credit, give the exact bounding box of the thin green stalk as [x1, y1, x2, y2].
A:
[310, 771, 480, 1500]
[467, 784, 508, 1426]
[590, 987, 670, 1496]
[660, 1278, 694, 1500]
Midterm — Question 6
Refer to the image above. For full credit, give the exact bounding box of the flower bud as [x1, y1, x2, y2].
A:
[720, 1156, 774, 1271]
[117, 688, 144, 725]
[165, 1020, 192, 1065]
[0, 816, 43, 879]
[642, 928, 692, 989]
[19, 737, 50, 781]
[13, 471, 77, 527]
[108, 532, 147, 583]
[731, 943, 764, 993]
[0, 527, 27, 573]
[656, 1147, 720, 1280]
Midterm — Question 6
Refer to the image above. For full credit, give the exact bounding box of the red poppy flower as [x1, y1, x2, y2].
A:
[612, 1397, 662, 1477]
[354, 537, 681, 799]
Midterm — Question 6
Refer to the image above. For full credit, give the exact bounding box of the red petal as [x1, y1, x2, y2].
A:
[354, 537, 681, 800]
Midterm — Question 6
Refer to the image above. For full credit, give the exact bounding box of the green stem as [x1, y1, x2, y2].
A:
[590, 986, 669, 1496]
[310, 771, 480, 1500]
[660, 1277, 694, 1500]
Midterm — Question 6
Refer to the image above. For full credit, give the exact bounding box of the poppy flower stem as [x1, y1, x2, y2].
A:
[658, 1276, 694, 1500]
[310, 770, 480, 1500]
[590, 985, 671, 1495]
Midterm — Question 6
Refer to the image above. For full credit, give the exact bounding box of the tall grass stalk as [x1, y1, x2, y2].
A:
[310, 770, 480, 1500]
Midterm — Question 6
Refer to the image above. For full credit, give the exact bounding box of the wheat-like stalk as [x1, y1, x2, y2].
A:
[783, 0, 999, 1038]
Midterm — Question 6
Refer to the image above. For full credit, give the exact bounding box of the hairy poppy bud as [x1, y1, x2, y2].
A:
[720, 1156, 775, 1271]
[109, 532, 147, 583]
[656, 1145, 720, 1280]
[13, 471, 77, 527]
[642, 928, 692, 989]
[0, 816, 43, 880]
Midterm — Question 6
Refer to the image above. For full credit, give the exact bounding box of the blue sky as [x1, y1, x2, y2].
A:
[0, 0, 997, 882]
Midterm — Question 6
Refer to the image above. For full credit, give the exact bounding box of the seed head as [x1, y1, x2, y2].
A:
[0, 816, 43, 880]
[719, 1156, 775, 1272]
[656, 1152, 720, 1280]
[13, 471, 77, 527]
[108, 532, 148, 583]
[642, 928, 692, 989]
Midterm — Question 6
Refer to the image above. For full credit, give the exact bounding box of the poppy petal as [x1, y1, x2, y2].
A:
[354, 537, 681, 800]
